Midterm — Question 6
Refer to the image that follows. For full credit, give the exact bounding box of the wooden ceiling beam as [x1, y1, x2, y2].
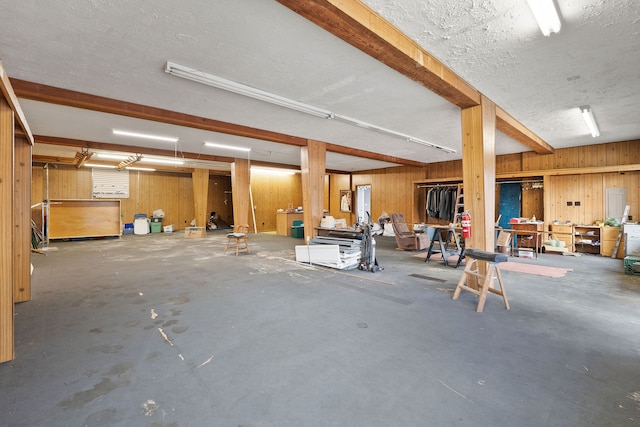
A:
[278, 0, 554, 155]
[496, 106, 554, 154]
[13, 79, 428, 168]
[33, 135, 355, 174]
[0, 61, 33, 144]
[325, 142, 426, 167]
[12, 78, 307, 147]
[34, 135, 237, 164]
[277, 0, 480, 108]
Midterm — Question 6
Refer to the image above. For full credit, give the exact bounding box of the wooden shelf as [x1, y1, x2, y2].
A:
[573, 225, 601, 254]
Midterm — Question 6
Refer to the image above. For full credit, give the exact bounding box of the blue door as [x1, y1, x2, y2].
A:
[498, 183, 521, 229]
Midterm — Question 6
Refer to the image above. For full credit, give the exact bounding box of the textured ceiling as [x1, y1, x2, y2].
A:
[0, 0, 638, 172]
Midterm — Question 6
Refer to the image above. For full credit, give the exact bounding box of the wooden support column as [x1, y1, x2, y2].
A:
[461, 95, 496, 252]
[543, 174, 551, 230]
[301, 140, 326, 242]
[0, 97, 15, 363]
[231, 158, 250, 229]
[192, 168, 209, 228]
[13, 135, 31, 303]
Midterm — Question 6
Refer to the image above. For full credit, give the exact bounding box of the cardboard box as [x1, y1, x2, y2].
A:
[496, 231, 511, 247]
[184, 227, 206, 238]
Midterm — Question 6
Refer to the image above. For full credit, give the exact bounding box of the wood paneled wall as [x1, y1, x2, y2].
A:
[30, 140, 638, 237]
[207, 175, 233, 227]
[352, 166, 426, 225]
[328, 174, 352, 224]
[249, 170, 302, 232]
[14, 136, 32, 303]
[419, 140, 639, 225]
[1, 98, 14, 363]
[31, 164, 237, 232]
[522, 140, 640, 170]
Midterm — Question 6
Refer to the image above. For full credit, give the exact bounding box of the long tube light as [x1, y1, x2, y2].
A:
[204, 142, 251, 152]
[251, 166, 297, 176]
[97, 152, 184, 164]
[527, 0, 561, 36]
[127, 166, 156, 172]
[140, 157, 185, 165]
[580, 106, 600, 137]
[96, 153, 129, 160]
[113, 129, 179, 143]
[166, 61, 334, 119]
[84, 163, 116, 169]
[165, 61, 456, 154]
[333, 114, 456, 153]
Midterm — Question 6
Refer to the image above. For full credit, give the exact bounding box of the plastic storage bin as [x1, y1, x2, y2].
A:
[150, 222, 162, 233]
[134, 215, 149, 235]
[123, 223, 134, 235]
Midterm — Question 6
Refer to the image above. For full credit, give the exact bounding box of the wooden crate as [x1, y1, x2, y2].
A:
[601, 226, 624, 259]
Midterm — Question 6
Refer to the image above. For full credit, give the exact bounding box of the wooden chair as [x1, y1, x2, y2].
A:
[224, 224, 250, 255]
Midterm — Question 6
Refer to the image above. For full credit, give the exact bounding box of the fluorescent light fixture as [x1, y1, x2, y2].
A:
[205, 142, 251, 152]
[126, 166, 156, 172]
[580, 106, 600, 137]
[84, 163, 116, 169]
[165, 61, 334, 119]
[527, 0, 561, 36]
[334, 114, 456, 153]
[166, 61, 456, 154]
[139, 157, 185, 165]
[113, 129, 179, 143]
[96, 153, 129, 160]
[251, 166, 297, 176]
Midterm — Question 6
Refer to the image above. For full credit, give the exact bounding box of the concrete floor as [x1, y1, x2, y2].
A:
[1, 230, 639, 426]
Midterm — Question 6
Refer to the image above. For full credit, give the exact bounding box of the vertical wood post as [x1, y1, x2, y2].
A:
[461, 95, 496, 251]
[301, 140, 326, 242]
[231, 158, 250, 229]
[13, 135, 31, 303]
[0, 97, 15, 362]
[192, 168, 209, 228]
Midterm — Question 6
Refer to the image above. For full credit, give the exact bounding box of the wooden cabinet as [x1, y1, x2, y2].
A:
[549, 224, 574, 252]
[573, 225, 601, 254]
[49, 199, 121, 239]
[601, 226, 624, 258]
[276, 212, 304, 236]
[512, 222, 544, 251]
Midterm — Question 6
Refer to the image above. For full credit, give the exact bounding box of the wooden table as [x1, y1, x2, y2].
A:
[501, 228, 541, 259]
[276, 211, 304, 236]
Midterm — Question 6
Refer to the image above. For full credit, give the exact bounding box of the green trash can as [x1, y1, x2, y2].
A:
[150, 217, 162, 233]
[291, 220, 304, 238]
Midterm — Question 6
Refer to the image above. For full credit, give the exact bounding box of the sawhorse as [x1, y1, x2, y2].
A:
[452, 248, 509, 312]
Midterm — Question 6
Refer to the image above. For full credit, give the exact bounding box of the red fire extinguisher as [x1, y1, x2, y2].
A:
[461, 211, 472, 239]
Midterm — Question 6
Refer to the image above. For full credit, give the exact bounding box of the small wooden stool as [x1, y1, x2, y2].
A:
[452, 248, 509, 312]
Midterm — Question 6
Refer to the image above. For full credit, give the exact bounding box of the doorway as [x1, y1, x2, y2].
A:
[356, 185, 371, 224]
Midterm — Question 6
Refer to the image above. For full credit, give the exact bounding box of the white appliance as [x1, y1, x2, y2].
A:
[624, 223, 640, 257]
